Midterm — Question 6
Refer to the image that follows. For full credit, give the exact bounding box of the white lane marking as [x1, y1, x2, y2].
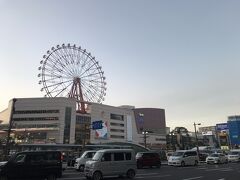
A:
[136, 174, 171, 179]
[197, 167, 207, 170]
[61, 178, 85, 180]
[217, 179, 225, 180]
[206, 168, 232, 172]
[136, 173, 159, 176]
[182, 176, 203, 180]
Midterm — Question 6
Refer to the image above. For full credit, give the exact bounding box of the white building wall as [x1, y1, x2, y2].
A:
[89, 103, 139, 144]
[0, 97, 76, 144]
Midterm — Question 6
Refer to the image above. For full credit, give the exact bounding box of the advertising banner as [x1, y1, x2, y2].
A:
[216, 123, 228, 131]
[95, 121, 108, 139]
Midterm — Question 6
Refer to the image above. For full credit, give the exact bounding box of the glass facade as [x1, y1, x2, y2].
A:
[63, 107, 72, 144]
[228, 116, 240, 146]
[75, 115, 91, 144]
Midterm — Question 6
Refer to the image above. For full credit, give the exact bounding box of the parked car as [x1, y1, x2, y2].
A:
[84, 149, 137, 180]
[206, 153, 228, 164]
[168, 150, 199, 166]
[136, 152, 161, 169]
[74, 150, 97, 171]
[166, 152, 173, 160]
[199, 153, 209, 162]
[0, 150, 62, 180]
[227, 150, 240, 162]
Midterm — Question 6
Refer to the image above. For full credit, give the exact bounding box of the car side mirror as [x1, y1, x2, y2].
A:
[184, 154, 188, 157]
[101, 157, 105, 162]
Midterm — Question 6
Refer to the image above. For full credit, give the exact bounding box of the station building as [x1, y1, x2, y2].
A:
[0, 97, 167, 149]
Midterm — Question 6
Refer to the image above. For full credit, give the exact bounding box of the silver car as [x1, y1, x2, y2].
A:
[84, 149, 137, 180]
[206, 153, 228, 164]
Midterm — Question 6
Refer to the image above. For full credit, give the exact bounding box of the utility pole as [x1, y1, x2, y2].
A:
[5, 98, 17, 160]
[194, 122, 201, 157]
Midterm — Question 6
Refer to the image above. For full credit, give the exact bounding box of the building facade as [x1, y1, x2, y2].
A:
[0, 97, 167, 149]
[228, 116, 240, 147]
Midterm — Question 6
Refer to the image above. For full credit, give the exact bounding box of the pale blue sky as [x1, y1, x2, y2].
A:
[0, 0, 240, 131]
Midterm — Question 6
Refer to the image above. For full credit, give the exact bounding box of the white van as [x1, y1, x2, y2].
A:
[168, 150, 199, 166]
[75, 150, 97, 171]
[227, 149, 240, 162]
[84, 149, 137, 180]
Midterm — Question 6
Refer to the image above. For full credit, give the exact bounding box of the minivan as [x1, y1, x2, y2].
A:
[74, 150, 97, 171]
[136, 152, 161, 169]
[84, 149, 137, 180]
[0, 151, 62, 180]
[168, 150, 199, 166]
[227, 149, 240, 162]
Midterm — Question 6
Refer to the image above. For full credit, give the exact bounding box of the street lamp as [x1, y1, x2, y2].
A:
[142, 131, 148, 148]
[138, 113, 144, 132]
[193, 122, 201, 156]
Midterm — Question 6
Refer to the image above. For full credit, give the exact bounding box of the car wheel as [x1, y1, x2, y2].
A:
[79, 165, 85, 172]
[126, 169, 135, 179]
[93, 171, 102, 180]
[225, 159, 228, 164]
[156, 162, 161, 168]
[181, 161, 185, 167]
[46, 174, 56, 180]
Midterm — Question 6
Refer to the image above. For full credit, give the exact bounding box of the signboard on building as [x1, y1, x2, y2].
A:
[95, 121, 108, 139]
[216, 123, 228, 131]
[202, 131, 213, 136]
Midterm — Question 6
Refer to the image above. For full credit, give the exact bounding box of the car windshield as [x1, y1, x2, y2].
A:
[229, 151, 240, 155]
[209, 154, 219, 157]
[172, 152, 184, 156]
[92, 152, 103, 161]
[80, 152, 87, 158]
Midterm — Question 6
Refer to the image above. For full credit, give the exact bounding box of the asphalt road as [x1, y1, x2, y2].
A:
[61, 163, 240, 180]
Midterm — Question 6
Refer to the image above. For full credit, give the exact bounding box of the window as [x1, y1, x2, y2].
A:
[155, 138, 166, 141]
[103, 153, 111, 161]
[126, 153, 131, 160]
[26, 154, 45, 164]
[110, 135, 125, 139]
[14, 154, 26, 163]
[13, 117, 59, 121]
[46, 152, 60, 163]
[110, 129, 124, 133]
[114, 153, 124, 161]
[110, 122, 124, 127]
[64, 107, 72, 144]
[110, 114, 124, 121]
[85, 152, 95, 158]
[14, 110, 59, 114]
[185, 151, 197, 156]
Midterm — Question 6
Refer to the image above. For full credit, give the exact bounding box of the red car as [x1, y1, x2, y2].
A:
[136, 152, 161, 169]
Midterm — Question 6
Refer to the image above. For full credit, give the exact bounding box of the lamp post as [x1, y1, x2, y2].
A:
[193, 122, 201, 156]
[142, 131, 148, 148]
[138, 113, 144, 132]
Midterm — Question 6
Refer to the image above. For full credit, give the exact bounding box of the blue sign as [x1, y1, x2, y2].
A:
[216, 123, 228, 131]
[92, 120, 103, 130]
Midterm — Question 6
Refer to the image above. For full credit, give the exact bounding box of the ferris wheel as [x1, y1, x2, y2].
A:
[38, 43, 107, 113]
